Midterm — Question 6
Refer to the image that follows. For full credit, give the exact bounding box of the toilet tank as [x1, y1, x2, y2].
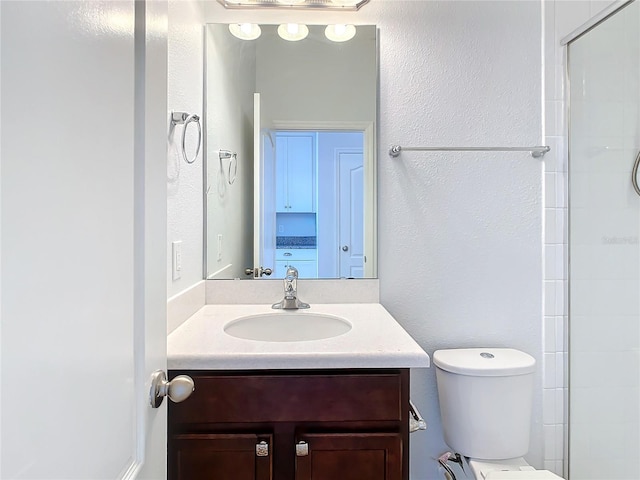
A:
[433, 348, 536, 460]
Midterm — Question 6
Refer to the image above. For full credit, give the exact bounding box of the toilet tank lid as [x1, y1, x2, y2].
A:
[433, 348, 535, 376]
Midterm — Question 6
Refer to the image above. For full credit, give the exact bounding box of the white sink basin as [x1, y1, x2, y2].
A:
[223, 312, 352, 342]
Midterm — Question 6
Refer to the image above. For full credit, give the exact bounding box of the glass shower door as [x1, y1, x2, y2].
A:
[568, 2, 640, 479]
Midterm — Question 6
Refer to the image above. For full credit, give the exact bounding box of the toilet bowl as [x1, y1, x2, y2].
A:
[433, 348, 565, 480]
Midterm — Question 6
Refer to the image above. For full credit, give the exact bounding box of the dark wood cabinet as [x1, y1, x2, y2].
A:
[294, 433, 402, 480]
[171, 434, 272, 480]
[168, 369, 409, 480]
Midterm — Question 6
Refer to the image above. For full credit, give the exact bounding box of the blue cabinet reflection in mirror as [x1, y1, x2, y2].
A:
[204, 23, 377, 280]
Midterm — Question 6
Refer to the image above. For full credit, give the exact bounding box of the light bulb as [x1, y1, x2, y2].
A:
[228, 23, 262, 40]
[277, 23, 309, 41]
[325, 24, 356, 42]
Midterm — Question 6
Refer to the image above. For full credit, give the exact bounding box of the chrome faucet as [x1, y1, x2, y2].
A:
[272, 266, 310, 310]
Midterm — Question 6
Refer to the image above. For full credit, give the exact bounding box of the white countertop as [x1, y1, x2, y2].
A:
[167, 303, 430, 370]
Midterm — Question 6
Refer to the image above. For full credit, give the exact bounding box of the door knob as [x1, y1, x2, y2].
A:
[149, 370, 195, 408]
[245, 267, 273, 278]
[342, 245, 349, 251]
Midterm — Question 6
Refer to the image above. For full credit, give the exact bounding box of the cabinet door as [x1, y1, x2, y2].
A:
[170, 434, 272, 480]
[275, 136, 288, 212]
[295, 433, 402, 480]
[286, 135, 314, 212]
[275, 134, 315, 212]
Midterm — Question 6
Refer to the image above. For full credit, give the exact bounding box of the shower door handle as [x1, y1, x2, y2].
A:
[632, 151, 640, 197]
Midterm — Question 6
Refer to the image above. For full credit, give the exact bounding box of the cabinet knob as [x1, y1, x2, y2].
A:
[149, 370, 195, 408]
[342, 245, 349, 252]
[256, 441, 269, 457]
[296, 441, 309, 457]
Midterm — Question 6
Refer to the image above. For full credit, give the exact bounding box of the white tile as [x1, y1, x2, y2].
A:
[544, 424, 557, 460]
[544, 281, 557, 316]
[555, 64, 566, 102]
[545, 172, 557, 208]
[543, 136, 565, 173]
[555, 424, 564, 460]
[544, 316, 556, 353]
[544, 245, 557, 281]
[555, 280, 565, 319]
[555, 209, 566, 244]
[555, 388, 565, 424]
[555, 316, 564, 354]
[551, 136, 567, 172]
[555, 351, 564, 388]
[555, 171, 567, 209]
[545, 208, 558, 244]
[545, 100, 565, 136]
[543, 388, 556, 424]
[554, 244, 564, 280]
[544, 353, 557, 389]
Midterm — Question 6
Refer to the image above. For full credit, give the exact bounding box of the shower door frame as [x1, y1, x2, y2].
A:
[563, 1, 639, 478]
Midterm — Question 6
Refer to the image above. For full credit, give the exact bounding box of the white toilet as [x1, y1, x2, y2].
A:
[433, 348, 564, 480]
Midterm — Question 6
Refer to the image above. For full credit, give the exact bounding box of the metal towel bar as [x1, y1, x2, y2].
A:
[389, 144, 550, 158]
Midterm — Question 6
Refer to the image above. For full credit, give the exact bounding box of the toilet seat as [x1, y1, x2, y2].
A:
[468, 458, 564, 480]
[485, 471, 563, 479]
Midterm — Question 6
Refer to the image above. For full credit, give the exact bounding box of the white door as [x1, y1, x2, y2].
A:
[338, 151, 364, 278]
[1, 1, 168, 478]
[252, 93, 264, 278]
[261, 130, 276, 273]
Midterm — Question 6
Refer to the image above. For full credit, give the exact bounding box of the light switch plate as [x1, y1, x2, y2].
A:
[172, 241, 182, 280]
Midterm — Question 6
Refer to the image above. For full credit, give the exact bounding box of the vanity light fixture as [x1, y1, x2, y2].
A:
[228, 23, 262, 40]
[277, 23, 309, 41]
[216, 0, 369, 10]
[325, 24, 356, 42]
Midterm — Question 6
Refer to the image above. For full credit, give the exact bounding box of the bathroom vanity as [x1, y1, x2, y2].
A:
[167, 304, 429, 480]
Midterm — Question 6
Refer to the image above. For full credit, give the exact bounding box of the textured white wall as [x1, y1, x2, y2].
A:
[204, 2, 543, 479]
[167, 0, 205, 297]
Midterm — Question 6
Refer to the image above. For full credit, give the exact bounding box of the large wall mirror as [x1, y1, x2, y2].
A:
[204, 23, 377, 280]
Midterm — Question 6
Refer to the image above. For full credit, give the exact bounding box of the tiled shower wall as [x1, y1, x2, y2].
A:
[542, 0, 618, 476]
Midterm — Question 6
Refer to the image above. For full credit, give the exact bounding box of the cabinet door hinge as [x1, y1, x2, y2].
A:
[256, 440, 269, 457]
[295, 441, 309, 457]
